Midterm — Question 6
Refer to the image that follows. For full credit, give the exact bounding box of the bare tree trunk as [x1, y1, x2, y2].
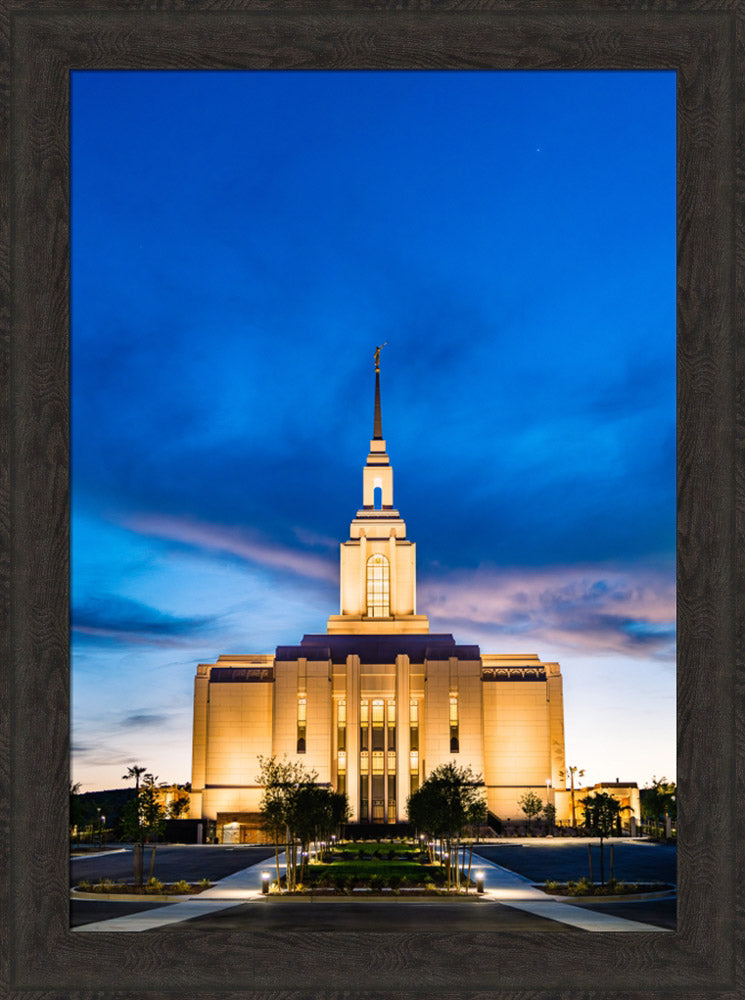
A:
[149, 844, 157, 882]
[587, 842, 593, 883]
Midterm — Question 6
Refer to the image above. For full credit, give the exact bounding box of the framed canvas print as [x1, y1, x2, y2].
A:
[4, 3, 742, 998]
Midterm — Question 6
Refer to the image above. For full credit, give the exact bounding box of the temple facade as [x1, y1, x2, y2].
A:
[189, 352, 568, 842]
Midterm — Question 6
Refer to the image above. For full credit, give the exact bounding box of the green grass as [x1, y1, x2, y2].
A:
[306, 860, 436, 882]
[279, 840, 474, 893]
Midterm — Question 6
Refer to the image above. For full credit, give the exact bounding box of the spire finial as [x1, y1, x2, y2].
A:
[374, 341, 387, 373]
[373, 342, 387, 439]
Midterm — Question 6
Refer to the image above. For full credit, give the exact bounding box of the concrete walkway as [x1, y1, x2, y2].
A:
[470, 851, 672, 932]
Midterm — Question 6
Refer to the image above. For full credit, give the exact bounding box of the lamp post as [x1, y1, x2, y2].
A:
[261, 871, 270, 895]
[475, 870, 485, 895]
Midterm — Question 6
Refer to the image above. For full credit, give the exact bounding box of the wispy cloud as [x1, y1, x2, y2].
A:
[126, 514, 337, 583]
[72, 594, 218, 648]
[420, 563, 675, 659]
[118, 712, 170, 729]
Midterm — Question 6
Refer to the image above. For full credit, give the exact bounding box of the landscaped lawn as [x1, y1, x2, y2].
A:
[275, 840, 478, 893]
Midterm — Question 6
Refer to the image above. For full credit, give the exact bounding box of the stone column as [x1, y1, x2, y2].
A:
[346, 654, 360, 822]
[359, 533, 367, 617]
[396, 654, 410, 821]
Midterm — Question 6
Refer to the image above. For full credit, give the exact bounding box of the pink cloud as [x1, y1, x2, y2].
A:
[124, 514, 337, 584]
[419, 563, 675, 659]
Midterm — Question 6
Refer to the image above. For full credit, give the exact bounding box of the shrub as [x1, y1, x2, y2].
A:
[573, 877, 593, 896]
[144, 877, 164, 894]
[544, 879, 560, 892]
[172, 879, 191, 894]
[388, 875, 402, 891]
[198, 877, 211, 889]
[369, 875, 383, 892]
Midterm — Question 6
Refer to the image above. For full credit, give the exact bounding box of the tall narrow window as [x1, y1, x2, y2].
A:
[337, 750, 346, 795]
[409, 698, 419, 751]
[366, 554, 390, 618]
[371, 698, 385, 752]
[360, 698, 369, 751]
[337, 699, 346, 751]
[449, 694, 459, 753]
[373, 485, 382, 510]
[297, 696, 307, 753]
[386, 700, 396, 751]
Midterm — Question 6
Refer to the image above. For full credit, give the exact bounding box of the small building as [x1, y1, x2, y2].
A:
[556, 781, 641, 832]
[190, 355, 569, 843]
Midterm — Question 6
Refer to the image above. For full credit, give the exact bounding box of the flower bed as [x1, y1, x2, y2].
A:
[75, 877, 211, 895]
[539, 878, 673, 897]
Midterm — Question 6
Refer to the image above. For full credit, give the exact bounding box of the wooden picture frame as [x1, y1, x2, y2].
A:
[3, 3, 741, 997]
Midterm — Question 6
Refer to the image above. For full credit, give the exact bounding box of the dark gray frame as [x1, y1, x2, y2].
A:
[3, 3, 742, 998]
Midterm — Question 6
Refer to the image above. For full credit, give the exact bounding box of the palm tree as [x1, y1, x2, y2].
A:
[121, 764, 147, 885]
[559, 765, 585, 829]
[122, 764, 147, 794]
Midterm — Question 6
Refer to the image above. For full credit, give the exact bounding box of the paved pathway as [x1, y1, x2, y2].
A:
[74, 849, 670, 933]
[470, 851, 671, 932]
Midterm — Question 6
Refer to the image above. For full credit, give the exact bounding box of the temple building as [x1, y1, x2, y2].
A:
[189, 350, 569, 842]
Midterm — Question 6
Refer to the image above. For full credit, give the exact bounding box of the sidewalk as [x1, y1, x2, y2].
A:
[470, 851, 672, 932]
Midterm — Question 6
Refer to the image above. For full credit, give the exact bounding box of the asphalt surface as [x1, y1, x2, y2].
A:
[70, 844, 276, 887]
[473, 841, 676, 886]
[70, 841, 676, 931]
[156, 897, 581, 932]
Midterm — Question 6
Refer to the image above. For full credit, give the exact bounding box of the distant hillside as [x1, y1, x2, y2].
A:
[74, 787, 136, 826]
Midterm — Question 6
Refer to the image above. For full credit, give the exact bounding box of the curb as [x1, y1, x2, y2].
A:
[71, 888, 213, 903]
[534, 888, 676, 904]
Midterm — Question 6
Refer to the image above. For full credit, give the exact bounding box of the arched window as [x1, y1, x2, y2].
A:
[366, 554, 390, 618]
[373, 485, 383, 510]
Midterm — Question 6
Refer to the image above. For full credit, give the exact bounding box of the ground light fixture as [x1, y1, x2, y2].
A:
[475, 871, 485, 894]
[261, 871, 270, 895]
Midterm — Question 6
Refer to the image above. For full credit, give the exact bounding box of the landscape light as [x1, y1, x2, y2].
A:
[261, 871, 270, 895]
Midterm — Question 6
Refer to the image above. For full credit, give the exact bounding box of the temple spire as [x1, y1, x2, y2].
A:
[373, 341, 387, 440]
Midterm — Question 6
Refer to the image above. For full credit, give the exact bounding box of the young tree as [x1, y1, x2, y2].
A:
[407, 762, 486, 891]
[256, 755, 346, 891]
[120, 769, 166, 886]
[641, 776, 676, 838]
[517, 790, 544, 832]
[543, 801, 556, 833]
[579, 791, 629, 884]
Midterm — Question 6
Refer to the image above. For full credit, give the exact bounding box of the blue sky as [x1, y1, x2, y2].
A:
[71, 69, 676, 793]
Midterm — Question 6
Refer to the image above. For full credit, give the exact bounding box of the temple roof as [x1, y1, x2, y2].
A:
[275, 633, 481, 665]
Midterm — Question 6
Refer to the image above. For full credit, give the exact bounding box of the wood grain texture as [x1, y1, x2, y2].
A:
[4, 2, 742, 998]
